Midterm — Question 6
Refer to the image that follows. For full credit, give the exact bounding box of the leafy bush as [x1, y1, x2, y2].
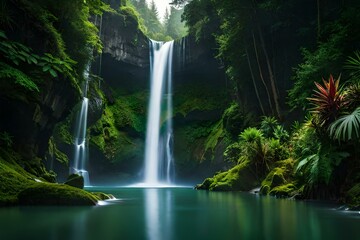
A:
[260, 116, 279, 138]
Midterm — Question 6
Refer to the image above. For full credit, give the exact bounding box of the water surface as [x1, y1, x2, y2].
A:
[0, 187, 358, 240]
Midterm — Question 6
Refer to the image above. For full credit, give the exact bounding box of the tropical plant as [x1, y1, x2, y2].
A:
[343, 83, 360, 111]
[308, 74, 344, 127]
[295, 144, 349, 188]
[273, 125, 289, 143]
[223, 142, 241, 164]
[260, 116, 279, 138]
[0, 131, 13, 147]
[238, 127, 271, 172]
[345, 50, 360, 81]
[329, 107, 360, 142]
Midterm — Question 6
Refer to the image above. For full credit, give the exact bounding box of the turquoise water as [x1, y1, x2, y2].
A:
[0, 187, 359, 240]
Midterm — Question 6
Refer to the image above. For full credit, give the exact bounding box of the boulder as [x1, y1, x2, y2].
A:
[64, 174, 84, 189]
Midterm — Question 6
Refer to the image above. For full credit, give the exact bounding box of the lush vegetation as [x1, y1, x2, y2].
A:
[183, 0, 360, 208]
[0, 0, 359, 208]
[128, 0, 187, 40]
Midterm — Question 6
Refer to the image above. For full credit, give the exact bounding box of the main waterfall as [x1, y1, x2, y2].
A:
[143, 40, 175, 186]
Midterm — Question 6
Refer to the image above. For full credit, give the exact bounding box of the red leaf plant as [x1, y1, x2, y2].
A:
[308, 75, 344, 127]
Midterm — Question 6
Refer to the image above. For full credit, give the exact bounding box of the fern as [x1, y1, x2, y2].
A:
[329, 107, 360, 141]
[295, 145, 349, 186]
[0, 62, 39, 92]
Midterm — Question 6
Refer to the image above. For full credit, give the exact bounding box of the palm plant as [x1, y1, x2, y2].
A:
[238, 127, 268, 172]
[329, 107, 360, 142]
[260, 116, 278, 138]
[345, 50, 360, 81]
[308, 75, 344, 127]
[273, 125, 289, 143]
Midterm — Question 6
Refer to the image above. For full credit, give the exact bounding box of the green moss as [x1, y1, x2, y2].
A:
[204, 121, 224, 156]
[0, 148, 102, 206]
[89, 91, 147, 161]
[48, 137, 69, 166]
[18, 183, 97, 206]
[269, 183, 297, 198]
[92, 192, 114, 201]
[259, 158, 301, 197]
[196, 160, 259, 191]
[346, 183, 360, 209]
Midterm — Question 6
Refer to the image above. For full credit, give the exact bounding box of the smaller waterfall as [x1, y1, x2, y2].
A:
[71, 67, 90, 186]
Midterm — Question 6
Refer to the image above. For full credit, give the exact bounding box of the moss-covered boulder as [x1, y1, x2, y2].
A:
[269, 183, 297, 198]
[345, 183, 360, 210]
[64, 174, 84, 189]
[18, 183, 97, 206]
[195, 160, 259, 191]
[260, 159, 297, 195]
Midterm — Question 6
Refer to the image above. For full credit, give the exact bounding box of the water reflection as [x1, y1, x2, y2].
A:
[0, 188, 359, 240]
[145, 188, 173, 240]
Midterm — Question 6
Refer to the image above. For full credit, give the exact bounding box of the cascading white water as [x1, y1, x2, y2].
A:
[72, 68, 90, 186]
[143, 40, 174, 186]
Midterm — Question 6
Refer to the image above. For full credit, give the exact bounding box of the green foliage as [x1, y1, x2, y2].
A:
[128, 0, 169, 41]
[0, 30, 78, 93]
[290, 119, 320, 160]
[164, 7, 187, 40]
[273, 125, 289, 143]
[239, 127, 263, 145]
[345, 51, 360, 81]
[223, 142, 241, 164]
[346, 183, 360, 209]
[223, 102, 255, 138]
[196, 160, 259, 191]
[203, 121, 224, 158]
[0, 62, 39, 92]
[260, 116, 279, 138]
[288, 23, 346, 110]
[329, 107, 360, 142]
[48, 137, 69, 166]
[295, 145, 349, 187]
[0, 131, 13, 147]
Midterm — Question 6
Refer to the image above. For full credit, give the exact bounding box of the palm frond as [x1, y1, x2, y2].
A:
[329, 107, 360, 141]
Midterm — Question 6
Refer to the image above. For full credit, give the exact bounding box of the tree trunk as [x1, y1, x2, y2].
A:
[245, 46, 265, 115]
[252, 32, 273, 115]
[257, 27, 281, 119]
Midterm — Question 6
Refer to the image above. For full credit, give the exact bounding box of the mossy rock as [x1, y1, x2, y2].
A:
[64, 173, 84, 189]
[260, 184, 270, 195]
[196, 160, 259, 191]
[92, 192, 115, 201]
[272, 172, 286, 187]
[345, 183, 360, 210]
[18, 183, 97, 206]
[195, 178, 213, 190]
[269, 183, 296, 198]
[260, 158, 296, 195]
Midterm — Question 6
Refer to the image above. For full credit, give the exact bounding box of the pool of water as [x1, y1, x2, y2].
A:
[0, 187, 359, 240]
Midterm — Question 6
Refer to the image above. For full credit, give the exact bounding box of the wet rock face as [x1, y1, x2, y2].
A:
[100, 12, 149, 68]
[0, 75, 79, 161]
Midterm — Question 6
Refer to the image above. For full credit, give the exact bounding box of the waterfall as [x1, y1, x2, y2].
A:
[71, 67, 90, 186]
[143, 40, 174, 186]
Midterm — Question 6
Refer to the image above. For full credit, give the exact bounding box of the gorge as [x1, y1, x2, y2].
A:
[0, 0, 359, 239]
